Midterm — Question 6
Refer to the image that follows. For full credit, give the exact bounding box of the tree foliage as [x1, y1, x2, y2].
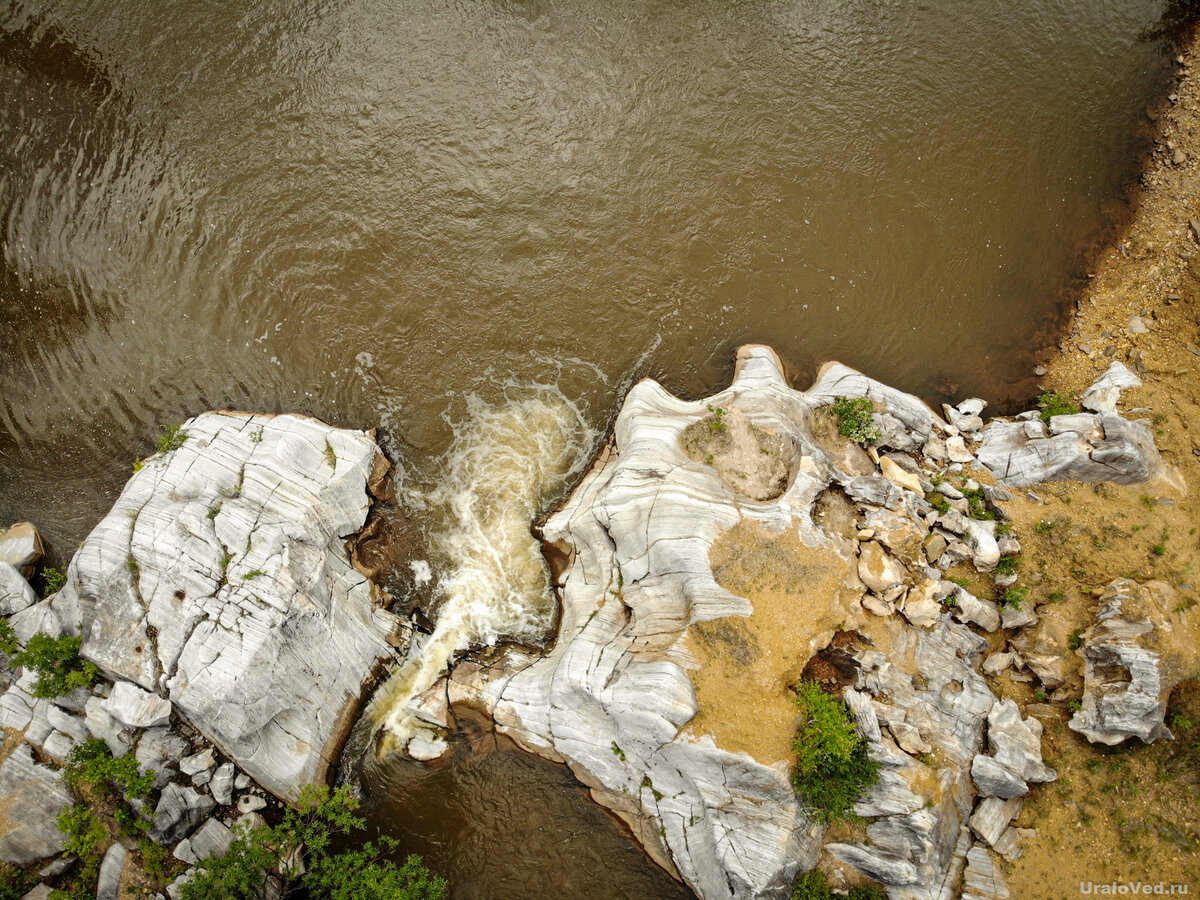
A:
[10, 633, 97, 698]
[180, 785, 446, 900]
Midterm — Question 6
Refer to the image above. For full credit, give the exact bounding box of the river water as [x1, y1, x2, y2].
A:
[0, 1, 1178, 896]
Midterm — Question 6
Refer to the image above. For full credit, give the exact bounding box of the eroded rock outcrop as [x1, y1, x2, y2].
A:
[376, 346, 1129, 899]
[12, 412, 403, 800]
[1069, 578, 1193, 745]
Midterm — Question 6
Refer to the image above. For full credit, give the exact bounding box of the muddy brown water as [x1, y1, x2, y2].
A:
[0, 1, 1181, 896]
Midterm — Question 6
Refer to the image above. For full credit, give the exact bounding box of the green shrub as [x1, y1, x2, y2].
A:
[831, 397, 880, 446]
[962, 487, 994, 521]
[0, 865, 37, 900]
[790, 682, 880, 825]
[1067, 628, 1085, 652]
[790, 869, 831, 900]
[41, 566, 66, 597]
[924, 491, 950, 515]
[57, 804, 106, 887]
[64, 738, 155, 801]
[10, 634, 97, 699]
[993, 556, 1018, 577]
[0, 620, 18, 657]
[1033, 520, 1056, 535]
[849, 886, 887, 900]
[181, 785, 446, 900]
[1037, 391, 1079, 423]
[999, 587, 1028, 610]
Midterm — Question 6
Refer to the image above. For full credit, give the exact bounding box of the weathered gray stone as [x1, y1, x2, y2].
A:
[971, 756, 1028, 800]
[0, 563, 37, 616]
[0, 685, 34, 731]
[0, 744, 70, 864]
[948, 587, 1000, 633]
[858, 541, 908, 595]
[103, 681, 172, 729]
[46, 706, 89, 745]
[0, 523, 43, 578]
[1069, 580, 1182, 745]
[173, 817, 233, 864]
[977, 700, 1056, 793]
[236, 794, 267, 815]
[136, 728, 190, 790]
[179, 749, 215, 776]
[1080, 361, 1141, 414]
[150, 784, 216, 844]
[825, 843, 920, 886]
[19, 885, 53, 900]
[96, 842, 126, 900]
[35, 412, 402, 801]
[83, 696, 132, 757]
[40, 731, 76, 760]
[962, 844, 1010, 899]
[969, 797, 1022, 847]
[209, 763, 235, 806]
[977, 411, 1160, 488]
[981, 652, 1017, 677]
[999, 602, 1037, 631]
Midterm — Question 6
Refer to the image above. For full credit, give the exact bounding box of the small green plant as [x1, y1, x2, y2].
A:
[1047, 590, 1065, 603]
[993, 556, 1018, 577]
[849, 887, 887, 900]
[1168, 712, 1194, 731]
[790, 681, 880, 824]
[132, 456, 144, 473]
[611, 742, 626, 762]
[790, 869, 832, 900]
[155, 423, 189, 455]
[64, 738, 155, 802]
[1068, 699, 1083, 713]
[127, 557, 139, 577]
[0, 864, 37, 900]
[11, 633, 97, 698]
[1068, 628, 1085, 652]
[941, 593, 959, 609]
[1037, 391, 1080, 423]
[41, 565, 66, 597]
[0, 620, 18, 657]
[999, 587, 1028, 610]
[139, 837, 178, 884]
[705, 404, 728, 432]
[995, 521, 1013, 537]
[944, 575, 970, 589]
[250, 426, 264, 444]
[925, 491, 950, 515]
[831, 397, 880, 446]
[1152, 542, 1166, 556]
[241, 570, 266, 580]
[57, 804, 106, 887]
[1033, 519, 1056, 535]
[324, 440, 337, 468]
[1141, 495, 1157, 509]
[207, 503, 222, 519]
[1033, 689, 1047, 702]
[962, 487, 994, 521]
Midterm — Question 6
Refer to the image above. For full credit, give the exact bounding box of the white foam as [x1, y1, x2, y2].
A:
[369, 386, 597, 750]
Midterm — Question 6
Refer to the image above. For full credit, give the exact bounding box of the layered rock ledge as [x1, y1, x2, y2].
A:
[10, 411, 403, 800]
[397, 345, 1162, 899]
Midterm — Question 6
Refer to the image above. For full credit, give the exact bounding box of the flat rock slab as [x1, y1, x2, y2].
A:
[0, 744, 70, 865]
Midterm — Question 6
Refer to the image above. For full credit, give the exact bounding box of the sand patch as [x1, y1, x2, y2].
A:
[682, 518, 863, 766]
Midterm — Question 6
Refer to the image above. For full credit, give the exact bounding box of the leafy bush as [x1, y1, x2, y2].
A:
[993, 555, 1018, 577]
[790, 681, 880, 824]
[924, 491, 950, 514]
[0, 865, 37, 900]
[57, 804, 106, 887]
[791, 869, 831, 899]
[10, 633, 97, 698]
[0, 620, 18, 657]
[999, 587, 1028, 610]
[1037, 391, 1079, 423]
[831, 397, 880, 446]
[849, 887, 887, 900]
[962, 487, 994, 521]
[180, 785, 446, 900]
[65, 738, 155, 801]
[41, 566, 66, 597]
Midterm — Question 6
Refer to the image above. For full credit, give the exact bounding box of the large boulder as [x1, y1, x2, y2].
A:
[1069, 579, 1192, 745]
[29, 412, 404, 800]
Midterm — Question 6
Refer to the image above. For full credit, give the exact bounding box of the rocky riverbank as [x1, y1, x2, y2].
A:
[0, 412, 408, 897]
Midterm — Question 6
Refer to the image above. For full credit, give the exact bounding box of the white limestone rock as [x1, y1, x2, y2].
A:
[34, 412, 402, 801]
[977, 384, 1160, 487]
[103, 681, 172, 729]
[1080, 361, 1142, 414]
[0, 523, 44, 578]
[962, 845, 1010, 899]
[95, 842, 126, 900]
[174, 817, 234, 864]
[0, 744, 70, 864]
[0, 563, 37, 616]
[1069, 579, 1186, 745]
[210, 763, 236, 806]
[150, 783, 216, 844]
